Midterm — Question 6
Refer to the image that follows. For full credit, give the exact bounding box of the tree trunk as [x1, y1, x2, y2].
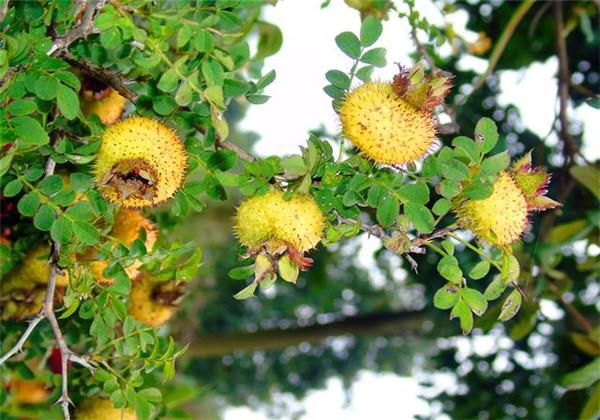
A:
[187, 310, 429, 358]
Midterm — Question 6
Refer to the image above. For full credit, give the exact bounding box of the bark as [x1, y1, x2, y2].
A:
[187, 310, 429, 358]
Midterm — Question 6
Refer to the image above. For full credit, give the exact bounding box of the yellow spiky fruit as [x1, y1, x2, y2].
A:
[272, 193, 326, 252]
[84, 208, 157, 284]
[234, 191, 325, 253]
[340, 82, 436, 165]
[128, 276, 176, 327]
[456, 172, 528, 246]
[234, 192, 284, 250]
[6, 246, 68, 287]
[95, 117, 187, 208]
[76, 398, 137, 420]
[81, 88, 127, 125]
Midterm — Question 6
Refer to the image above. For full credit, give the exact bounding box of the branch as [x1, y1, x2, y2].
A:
[59, 52, 139, 102]
[471, 0, 535, 93]
[46, 0, 107, 57]
[548, 282, 593, 334]
[554, 1, 578, 160]
[0, 137, 94, 420]
[186, 310, 429, 358]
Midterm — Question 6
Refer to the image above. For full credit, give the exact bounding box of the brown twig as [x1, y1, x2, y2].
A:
[406, 3, 459, 135]
[59, 52, 139, 102]
[554, 1, 578, 161]
[47, 0, 107, 57]
[471, 0, 535, 93]
[217, 139, 256, 162]
[0, 135, 95, 420]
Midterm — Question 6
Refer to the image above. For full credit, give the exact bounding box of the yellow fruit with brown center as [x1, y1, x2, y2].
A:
[76, 397, 137, 420]
[95, 117, 187, 208]
[456, 172, 528, 246]
[340, 82, 436, 165]
[83, 208, 157, 284]
[128, 275, 177, 327]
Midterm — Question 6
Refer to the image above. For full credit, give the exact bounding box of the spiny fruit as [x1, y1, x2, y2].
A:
[81, 87, 127, 125]
[76, 397, 137, 420]
[8, 378, 49, 404]
[234, 191, 325, 254]
[5, 245, 68, 287]
[83, 208, 157, 284]
[339, 63, 451, 165]
[456, 153, 559, 246]
[95, 117, 187, 208]
[128, 275, 179, 327]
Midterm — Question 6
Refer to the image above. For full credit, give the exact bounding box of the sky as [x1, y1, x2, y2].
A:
[227, 0, 597, 418]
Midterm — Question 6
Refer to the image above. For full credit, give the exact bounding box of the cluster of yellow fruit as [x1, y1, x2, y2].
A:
[234, 191, 326, 284]
[338, 64, 557, 246]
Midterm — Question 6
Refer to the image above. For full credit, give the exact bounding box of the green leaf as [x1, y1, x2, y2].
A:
[153, 95, 177, 115]
[479, 152, 510, 176]
[69, 173, 94, 192]
[280, 155, 307, 176]
[202, 60, 224, 87]
[246, 94, 270, 105]
[228, 264, 254, 280]
[475, 117, 498, 154]
[464, 181, 494, 200]
[13, 116, 49, 145]
[51, 215, 73, 244]
[360, 48, 386, 67]
[376, 195, 399, 227]
[257, 70, 276, 90]
[17, 192, 40, 216]
[451, 299, 473, 334]
[233, 281, 258, 300]
[323, 84, 344, 100]
[256, 22, 283, 60]
[38, 175, 63, 196]
[65, 201, 95, 221]
[452, 136, 479, 163]
[355, 66, 374, 82]
[100, 27, 121, 49]
[157, 69, 179, 93]
[35, 75, 58, 100]
[360, 16, 383, 47]
[138, 388, 162, 403]
[325, 70, 351, 90]
[433, 283, 460, 309]
[404, 202, 434, 233]
[579, 382, 600, 420]
[7, 98, 37, 116]
[207, 150, 237, 171]
[439, 180, 460, 198]
[33, 204, 56, 231]
[399, 182, 429, 205]
[498, 289, 522, 321]
[193, 30, 214, 52]
[57, 85, 79, 120]
[469, 261, 491, 280]
[437, 255, 462, 282]
[462, 288, 488, 316]
[440, 158, 469, 181]
[484, 275, 507, 301]
[278, 254, 299, 284]
[3, 179, 23, 197]
[54, 70, 81, 90]
[432, 198, 451, 216]
[335, 32, 361, 59]
[570, 165, 600, 199]
[0, 154, 13, 178]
